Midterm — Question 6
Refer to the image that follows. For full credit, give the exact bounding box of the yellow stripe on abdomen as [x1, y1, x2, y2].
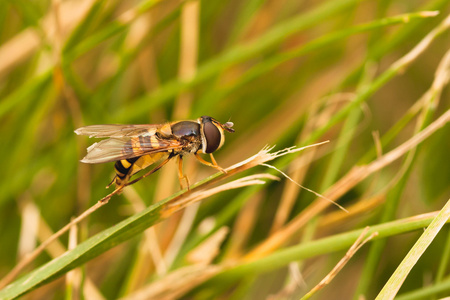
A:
[114, 153, 168, 187]
[129, 153, 167, 177]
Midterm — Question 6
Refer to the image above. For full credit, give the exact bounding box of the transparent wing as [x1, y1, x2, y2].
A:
[75, 124, 161, 138]
[80, 136, 183, 164]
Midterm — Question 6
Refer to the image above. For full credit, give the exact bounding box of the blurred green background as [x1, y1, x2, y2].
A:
[0, 0, 449, 299]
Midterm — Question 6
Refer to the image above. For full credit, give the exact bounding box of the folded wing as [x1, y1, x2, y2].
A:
[79, 136, 182, 164]
[75, 124, 160, 138]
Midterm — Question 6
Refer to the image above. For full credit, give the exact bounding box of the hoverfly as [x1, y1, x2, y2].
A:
[75, 116, 234, 191]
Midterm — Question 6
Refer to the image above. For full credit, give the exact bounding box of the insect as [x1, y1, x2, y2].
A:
[75, 116, 234, 191]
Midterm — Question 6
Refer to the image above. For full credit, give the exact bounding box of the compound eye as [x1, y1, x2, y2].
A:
[203, 121, 221, 153]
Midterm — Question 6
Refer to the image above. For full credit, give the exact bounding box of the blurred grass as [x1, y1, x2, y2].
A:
[0, 0, 449, 299]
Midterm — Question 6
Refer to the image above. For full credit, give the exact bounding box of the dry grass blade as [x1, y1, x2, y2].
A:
[319, 194, 385, 229]
[0, 0, 95, 78]
[187, 227, 230, 265]
[301, 227, 378, 299]
[65, 219, 81, 299]
[261, 163, 348, 212]
[270, 145, 317, 234]
[246, 109, 450, 260]
[119, 264, 224, 300]
[119, 226, 230, 299]
[269, 98, 333, 234]
[225, 143, 324, 170]
[17, 197, 40, 260]
[226, 192, 263, 260]
[0, 198, 109, 289]
[161, 173, 280, 218]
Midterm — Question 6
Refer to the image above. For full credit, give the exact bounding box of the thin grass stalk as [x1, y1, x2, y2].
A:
[51, 5, 93, 297]
[61, 1, 105, 53]
[267, 99, 344, 296]
[289, 64, 375, 298]
[245, 108, 450, 260]
[223, 0, 266, 46]
[2, 83, 58, 201]
[186, 226, 229, 265]
[228, 276, 257, 300]
[395, 277, 450, 300]
[119, 188, 166, 296]
[320, 61, 376, 191]
[376, 198, 450, 299]
[207, 212, 449, 286]
[339, 0, 450, 89]
[0, 0, 95, 78]
[318, 194, 385, 230]
[171, 184, 259, 269]
[224, 192, 263, 260]
[436, 228, 450, 283]
[359, 92, 431, 164]
[0, 70, 52, 120]
[301, 227, 377, 300]
[269, 100, 323, 234]
[355, 46, 450, 298]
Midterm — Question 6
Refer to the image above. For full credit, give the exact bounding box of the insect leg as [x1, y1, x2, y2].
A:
[194, 153, 226, 174]
[177, 156, 190, 190]
[209, 153, 222, 170]
[125, 155, 173, 186]
[106, 175, 117, 189]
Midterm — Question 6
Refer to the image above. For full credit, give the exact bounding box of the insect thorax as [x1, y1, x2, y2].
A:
[174, 135, 202, 155]
[170, 121, 202, 155]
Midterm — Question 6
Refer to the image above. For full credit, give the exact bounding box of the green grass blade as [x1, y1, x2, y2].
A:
[209, 212, 448, 285]
[376, 199, 450, 299]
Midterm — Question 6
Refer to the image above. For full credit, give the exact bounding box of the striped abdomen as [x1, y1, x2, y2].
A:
[114, 157, 139, 186]
[114, 152, 167, 187]
[121, 134, 166, 157]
